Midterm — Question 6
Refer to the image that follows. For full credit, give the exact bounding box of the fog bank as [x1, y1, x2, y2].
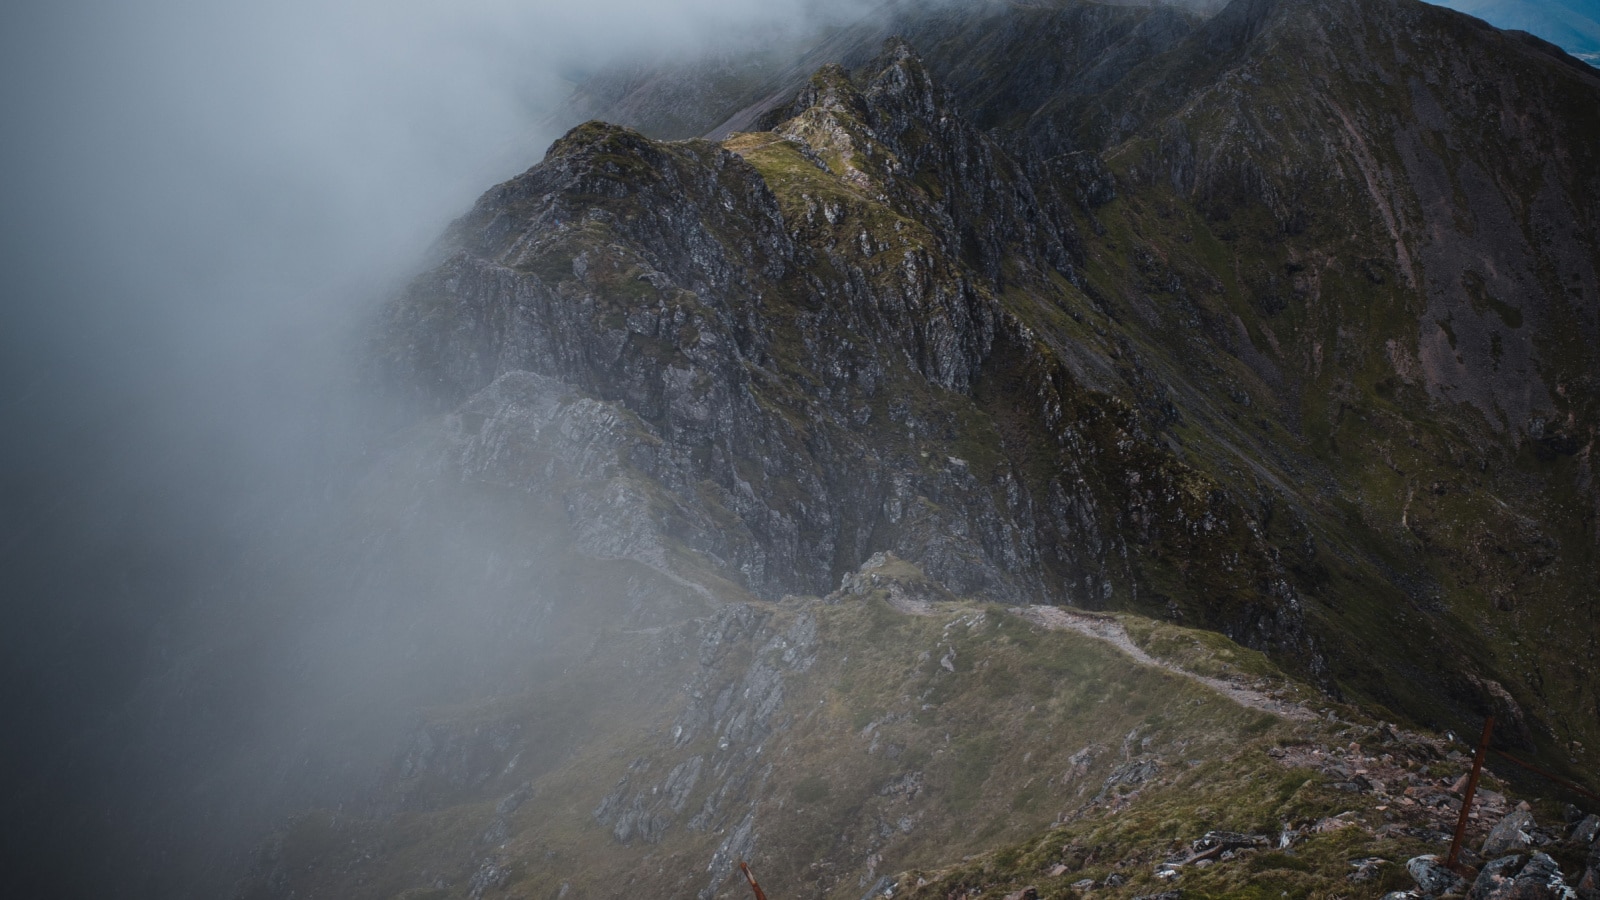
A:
[0, 1, 897, 897]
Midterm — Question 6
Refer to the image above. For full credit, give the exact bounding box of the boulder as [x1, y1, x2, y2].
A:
[1572, 815, 1600, 846]
[1334, 775, 1375, 792]
[1483, 809, 1538, 857]
[1350, 858, 1389, 883]
[1407, 854, 1468, 897]
[1578, 847, 1600, 900]
[1515, 853, 1566, 893]
[860, 876, 898, 900]
[1471, 855, 1527, 900]
[1468, 852, 1577, 900]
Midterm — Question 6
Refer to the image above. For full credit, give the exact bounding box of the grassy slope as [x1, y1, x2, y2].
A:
[769, 11, 1596, 779]
[235, 577, 1362, 899]
[1066, 0, 1600, 781]
[238, 559, 1578, 900]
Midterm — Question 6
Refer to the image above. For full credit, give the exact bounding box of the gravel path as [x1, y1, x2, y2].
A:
[1010, 605, 1315, 722]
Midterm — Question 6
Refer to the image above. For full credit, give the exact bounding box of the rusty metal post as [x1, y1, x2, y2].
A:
[739, 860, 769, 900]
[1447, 715, 1495, 874]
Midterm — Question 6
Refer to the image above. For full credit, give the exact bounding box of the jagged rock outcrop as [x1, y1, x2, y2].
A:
[379, 38, 1330, 687]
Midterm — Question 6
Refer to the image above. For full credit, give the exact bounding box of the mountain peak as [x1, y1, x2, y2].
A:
[862, 35, 941, 118]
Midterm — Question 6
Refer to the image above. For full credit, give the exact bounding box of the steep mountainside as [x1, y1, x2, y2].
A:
[1433, 0, 1600, 63]
[256, 0, 1600, 897]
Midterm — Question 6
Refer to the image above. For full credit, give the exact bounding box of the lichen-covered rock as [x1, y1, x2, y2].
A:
[1469, 852, 1578, 900]
[1484, 809, 1539, 858]
[1407, 854, 1468, 898]
[1572, 814, 1600, 846]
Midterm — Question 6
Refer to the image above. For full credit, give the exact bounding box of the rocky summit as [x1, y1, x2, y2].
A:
[243, 0, 1599, 898]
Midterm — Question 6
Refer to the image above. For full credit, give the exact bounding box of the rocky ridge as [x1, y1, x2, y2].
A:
[381, 31, 1325, 683]
[276, 0, 1600, 896]
[382, 0, 1600, 772]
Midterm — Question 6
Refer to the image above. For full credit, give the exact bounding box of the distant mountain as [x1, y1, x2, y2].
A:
[1430, 0, 1600, 62]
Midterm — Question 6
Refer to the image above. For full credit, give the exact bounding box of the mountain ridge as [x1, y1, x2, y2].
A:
[385, 0, 1598, 746]
[247, 0, 1600, 895]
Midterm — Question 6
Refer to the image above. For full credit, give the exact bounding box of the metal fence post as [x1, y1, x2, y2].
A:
[1447, 715, 1495, 875]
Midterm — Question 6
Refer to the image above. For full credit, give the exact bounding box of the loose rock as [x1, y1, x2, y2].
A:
[1468, 852, 1577, 900]
[1407, 854, 1468, 898]
[1571, 815, 1600, 846]
[1350, 857, 1389, 883]
[1483, 809, 1537, 857]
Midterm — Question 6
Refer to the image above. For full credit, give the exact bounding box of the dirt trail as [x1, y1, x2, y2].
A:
[1010, 605, 1315, 722]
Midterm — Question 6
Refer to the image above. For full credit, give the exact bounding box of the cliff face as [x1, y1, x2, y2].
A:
[378, 38, 1324, 673]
